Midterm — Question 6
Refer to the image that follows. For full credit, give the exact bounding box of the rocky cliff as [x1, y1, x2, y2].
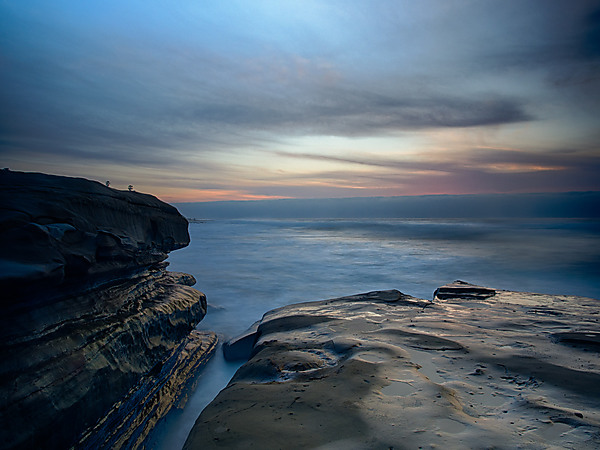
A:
[186, 282, 600, 449]
[0, 170, 215, 449]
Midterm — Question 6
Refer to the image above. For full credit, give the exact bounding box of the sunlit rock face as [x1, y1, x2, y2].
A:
[186, 283, 600, 449]
[0, 171, 213, 449]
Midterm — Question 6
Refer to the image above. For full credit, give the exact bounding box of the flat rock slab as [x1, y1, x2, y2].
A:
[185, 282, 600, 449]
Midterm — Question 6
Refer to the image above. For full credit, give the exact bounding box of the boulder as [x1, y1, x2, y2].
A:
[433, 279, 496, 300]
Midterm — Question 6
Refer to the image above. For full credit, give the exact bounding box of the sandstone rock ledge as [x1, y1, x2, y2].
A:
[185, 282, 600, 449]
[0, 171, 215, 449]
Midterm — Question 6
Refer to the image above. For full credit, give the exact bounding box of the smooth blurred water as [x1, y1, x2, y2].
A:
[148, 218, 600, 448]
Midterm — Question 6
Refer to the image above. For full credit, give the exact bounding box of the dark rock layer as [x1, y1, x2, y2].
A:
[0, 171, 209, 449]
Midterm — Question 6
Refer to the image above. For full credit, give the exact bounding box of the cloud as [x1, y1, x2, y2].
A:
[269, 147, 600, 195]
[273, 147, 582, 174]
[188, 87, 532, 136]
[0, 0, 534, 169]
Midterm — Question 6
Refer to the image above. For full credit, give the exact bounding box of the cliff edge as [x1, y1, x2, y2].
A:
[0, 171, 215, 449]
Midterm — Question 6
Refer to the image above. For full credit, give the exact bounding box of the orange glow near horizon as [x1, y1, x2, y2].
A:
[156, 188, 292, 204]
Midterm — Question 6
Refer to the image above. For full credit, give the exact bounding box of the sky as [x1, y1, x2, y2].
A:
[1, 0, 599, 203]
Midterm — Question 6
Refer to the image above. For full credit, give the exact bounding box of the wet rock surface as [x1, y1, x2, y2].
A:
[0, 171, 211, 449]
[185, 282, 600, 449]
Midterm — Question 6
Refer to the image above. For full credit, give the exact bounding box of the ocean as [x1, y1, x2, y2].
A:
[148, 218, 600, 448]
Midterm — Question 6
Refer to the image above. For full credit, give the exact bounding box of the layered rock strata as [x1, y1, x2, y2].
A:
[77, 330, 218, 449]
[186, 282, 600, 449]
[0, 171, 213, 449]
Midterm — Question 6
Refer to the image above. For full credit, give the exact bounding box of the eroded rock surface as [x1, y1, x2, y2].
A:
[0, 171, 213, 449]
[185, 282, 600, 449]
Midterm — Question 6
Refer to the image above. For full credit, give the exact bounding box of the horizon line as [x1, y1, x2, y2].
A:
[174, 190, 600, 205]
